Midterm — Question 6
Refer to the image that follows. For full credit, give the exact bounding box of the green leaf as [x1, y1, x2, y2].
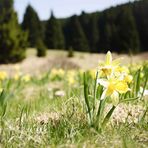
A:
[83, 72, 91, 123]
[120, 97, 139, 103]
[102, 105, 116, 128]
[93, 71, 98, 114]
[135, 69, 141, 96]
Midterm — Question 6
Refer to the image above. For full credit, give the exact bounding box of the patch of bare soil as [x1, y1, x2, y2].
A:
[0, 50, 147, 75]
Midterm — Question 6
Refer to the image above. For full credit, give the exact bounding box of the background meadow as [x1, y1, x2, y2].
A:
[0, 0, 148, 147]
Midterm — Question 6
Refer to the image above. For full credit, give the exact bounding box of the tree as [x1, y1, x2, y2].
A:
[22, 5, 43, 47]
[65, 15, 89, 51]
[88, 14, 99, 52]
[117, 7, 140, 53]
[45, 11, 65, 49]
[98, 12, 112, 53]
[133, 0, 148, 51]
[36, 39, 46, 57]
[0, 0, 27, 63]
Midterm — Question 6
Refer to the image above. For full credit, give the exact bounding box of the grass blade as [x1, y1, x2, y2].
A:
[93, 71, 98, 114]
[83, 72, 91, 123]
[102, 105, 116, 128]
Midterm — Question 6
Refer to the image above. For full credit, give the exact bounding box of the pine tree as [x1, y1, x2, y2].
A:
[0, 0, 27, 63]
[117, 7, 140, 53]
[133, 0, 148, 52]
[65, 15, 89, 51]
[45, 11, 65, 49]
[88, 14, 99, 52]
[98, 13, 112, 53]
[22, 5, 43, 47]
[79, 11, 90, 41]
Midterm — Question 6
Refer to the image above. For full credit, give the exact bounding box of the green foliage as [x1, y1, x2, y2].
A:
[133, 0, 148, 52]
[36, 39, 47, 57]
[117, 7, 140, 53]
[62, 0, 147, 53]
[22, 5, 43, 47]
[45, 11, 65, 49]
[0, 0, 27, 63]
[64, 15, 89, 52]
[88, 14, 99, 52]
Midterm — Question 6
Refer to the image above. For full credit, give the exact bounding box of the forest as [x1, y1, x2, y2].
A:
[0, 0, 148, 63]
[22, 0, 148, 53]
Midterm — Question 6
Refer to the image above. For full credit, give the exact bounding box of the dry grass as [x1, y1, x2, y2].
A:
[0, 49, 147, 75]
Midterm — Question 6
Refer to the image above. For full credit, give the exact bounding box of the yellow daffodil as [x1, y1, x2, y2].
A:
[123, 75, 133, 83]
[97, 51, 133, 106]
[22, 74, 31, 82]
[115, 66, 129, 76]
[99, 51, 121, 77]
[67, 70, 76, 85]
[13, 72, 22, 81]
[117, 73, 133, 84]
[0, 88, 3, 93]
[58, 69, 65, 77]
[0, 71, 8, 81]
[88, 69, 96, 79]
[67, 76, 75, 85]
[50, 68, 65, 80]
[98, 77, 130, 105]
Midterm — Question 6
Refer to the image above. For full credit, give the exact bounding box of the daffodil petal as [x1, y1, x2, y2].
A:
[106, 83, 115, 96]
[112, 58, 123, 66]
[100, 89, 107, 100]
[111, 91, 119, 106]
[105, 51, 112, 65]
[97, 79, 108, 87]
[115, 81, 129, 93]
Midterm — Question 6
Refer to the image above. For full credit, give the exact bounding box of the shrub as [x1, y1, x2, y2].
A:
[67, 47, 74, 58]
[36, 39, 46, 57]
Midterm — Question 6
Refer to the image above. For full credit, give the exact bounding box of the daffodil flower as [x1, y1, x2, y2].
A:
[22, 74, 31, 82]
[98, 77, 130, 105]
[98, 51, 121, 78]
[0, 71, 8, 81]
[117, 72, 133, 83]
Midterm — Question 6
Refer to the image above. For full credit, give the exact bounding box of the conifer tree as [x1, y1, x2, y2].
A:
[79, 11, 90, 41]
[117, 7, 140, 53]
[88, 14, 99, 52]
[45, 11, 65, 49]
[22, 5, 43, 47]
[98, 13, 112, 53]
[65, 15, 89, 51]
[0, 0, 27, 63]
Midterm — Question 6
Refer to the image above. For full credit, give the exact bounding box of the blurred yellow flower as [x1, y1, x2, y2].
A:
[50, 68, 65, 79]
[0, 71, 8, 81]
[13, 72, 22, 81]
[58, 69, 65, 76]
[123, 75, 133, 83]
[68, 76, 75, 85]
[115, 66, 129, 76]
[22, 74, 31, 82]
[67, 70, 76, 85]
[88, 69, 96, 79]
[0, 88, 3, 93]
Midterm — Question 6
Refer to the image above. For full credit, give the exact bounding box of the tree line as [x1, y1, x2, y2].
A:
[0, 0, 148, 63]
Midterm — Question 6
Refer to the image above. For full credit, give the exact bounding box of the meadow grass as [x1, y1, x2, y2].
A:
[0, 57, 147, 147]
